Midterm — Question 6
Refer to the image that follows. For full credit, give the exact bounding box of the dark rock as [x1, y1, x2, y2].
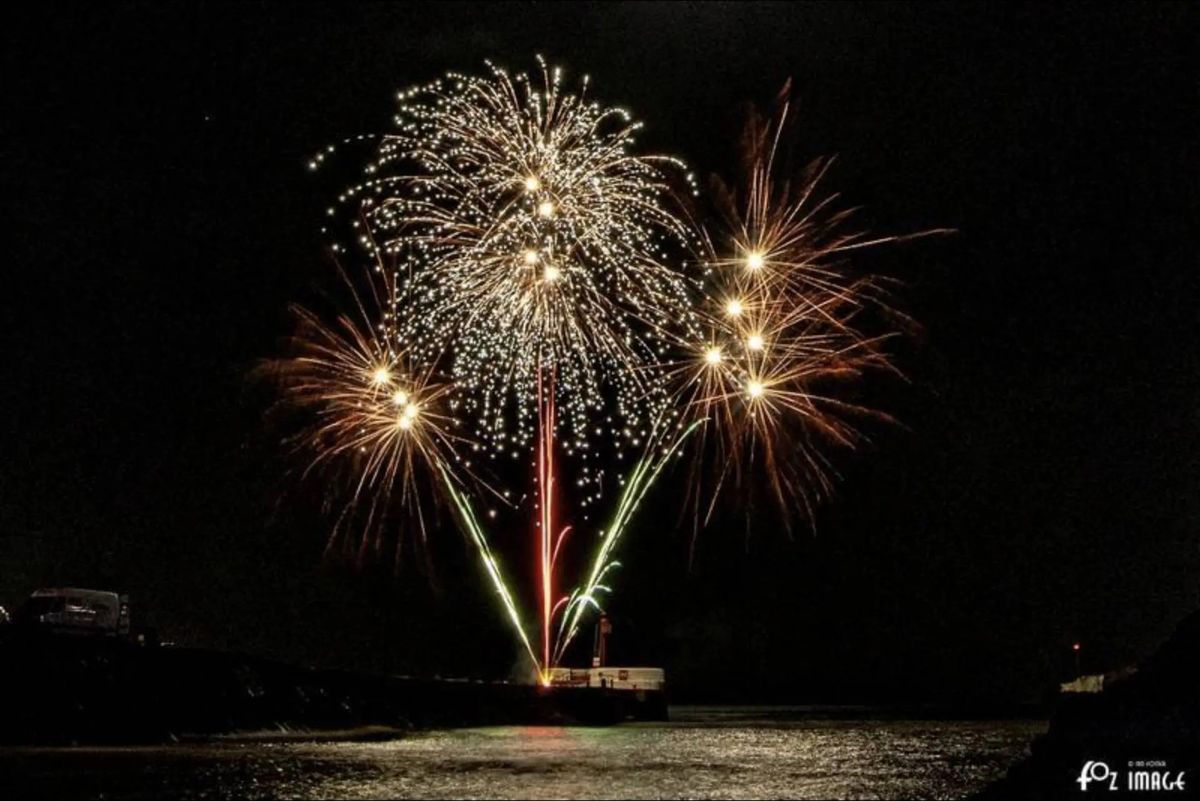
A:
[975, 610, 1200, 798]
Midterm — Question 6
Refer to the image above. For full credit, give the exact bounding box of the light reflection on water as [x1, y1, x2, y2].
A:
[2, 709, 1044, 800]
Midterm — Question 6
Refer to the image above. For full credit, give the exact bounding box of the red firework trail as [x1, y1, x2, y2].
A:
[536, 367, 557, 682]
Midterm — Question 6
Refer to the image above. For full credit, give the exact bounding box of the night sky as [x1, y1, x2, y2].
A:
[3, 3, 1197, 705]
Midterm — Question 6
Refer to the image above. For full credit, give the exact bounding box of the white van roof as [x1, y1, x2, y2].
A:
[30, 588, 120, 600]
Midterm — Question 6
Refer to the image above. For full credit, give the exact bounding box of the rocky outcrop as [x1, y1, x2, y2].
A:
[976, 611, 1200, 798]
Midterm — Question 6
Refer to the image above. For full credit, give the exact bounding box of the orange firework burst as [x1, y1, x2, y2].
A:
[261, 272, 541, 670]
[677, 85, 947, 531]
[261, 273, 477, 569]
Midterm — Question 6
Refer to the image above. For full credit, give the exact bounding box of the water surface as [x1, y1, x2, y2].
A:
[1, 707, 1043, 800]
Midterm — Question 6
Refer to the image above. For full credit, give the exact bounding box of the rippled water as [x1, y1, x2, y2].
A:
[1, 708, 1043, 800]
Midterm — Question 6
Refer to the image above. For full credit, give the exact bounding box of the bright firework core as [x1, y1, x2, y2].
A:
[355, 58, 701, 480]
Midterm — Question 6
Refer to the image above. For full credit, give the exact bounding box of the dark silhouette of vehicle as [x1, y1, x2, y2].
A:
[14, 588, 131, 638]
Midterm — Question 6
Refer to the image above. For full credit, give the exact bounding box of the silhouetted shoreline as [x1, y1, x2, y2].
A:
[0, 631, 665, 744]
[975, 609, 1200, 799]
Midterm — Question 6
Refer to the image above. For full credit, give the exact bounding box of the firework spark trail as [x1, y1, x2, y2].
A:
[536, 367, 556, 682]
[439, 463, 540, 675]
[553, 418, 704, 666]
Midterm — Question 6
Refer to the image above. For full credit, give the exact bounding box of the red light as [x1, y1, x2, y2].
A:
[1072, 642, 1081, 651]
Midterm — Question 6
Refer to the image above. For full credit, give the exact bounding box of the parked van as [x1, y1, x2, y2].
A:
[15, 588, 131, 638]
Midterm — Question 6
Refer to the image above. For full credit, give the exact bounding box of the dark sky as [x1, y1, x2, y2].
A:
[3, 3, 1197, 704]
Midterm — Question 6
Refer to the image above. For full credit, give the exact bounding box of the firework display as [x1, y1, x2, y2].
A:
[269, 61, 925, 682]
